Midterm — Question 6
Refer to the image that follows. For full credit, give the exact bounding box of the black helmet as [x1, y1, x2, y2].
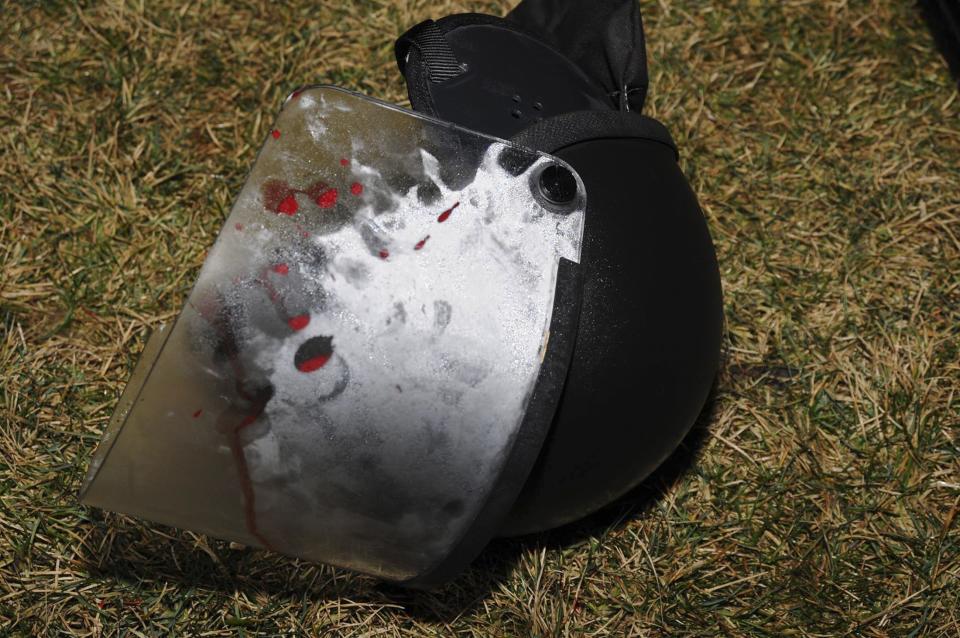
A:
[82, 0, 722, 588]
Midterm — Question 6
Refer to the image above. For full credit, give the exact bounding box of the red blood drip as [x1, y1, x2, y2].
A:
[287, 314, 310, 331]
[235, 223, 244, 231]
[414, 235, 430, 250]
[226, 412, 273, 549]
[271, 129, 281, 139]
[192, 409, 203, 418]
[340, 158, 349, 166]
[316, 188, 338, 209]
[437, 201, 460, 223]
[272, 263, 289, 275]
[378, 248, 390, 260]
[297, 354, 331, 372]
[276, 194, 299, 216]
[350, 182, 363, 196]
[194, 298, 275, 551]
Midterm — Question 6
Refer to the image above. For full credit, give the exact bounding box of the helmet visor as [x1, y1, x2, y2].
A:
[81, 86, 585, 582]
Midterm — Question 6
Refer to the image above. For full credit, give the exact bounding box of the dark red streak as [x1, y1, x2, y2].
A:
[226, 411, 274, 550]
[378, 248, 389, 260]
[258, 271, 283, 305]
[414, 235, 430, 250]
[340, 158, 349, 166]
[272, 263, 289, 275]
[224, 356, 276, 550]
[437, 201, 459, 223]
[192, 409, 203, 418]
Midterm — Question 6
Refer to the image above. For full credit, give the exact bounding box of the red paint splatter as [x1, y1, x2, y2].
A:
[271, 129, 281, 139]
[340, 158, 349, 166]
[262, 180, 296, 213]
[304, 181, 328, 201]
[297, 354, 331, 372]
[294, 335, 334, 373]
[287, 314, 310, 331]
[276, 194, 299, 216]
[193, 409, 203, 418]
[437, 201, 459, 223]
[414, 235, 430, 250]
[235, 223, 244, 231]
[272, 263, 289, 275]
[350, 182, 363, 196]
[378, 248, 390, 260]
[315, 188, 338, 209]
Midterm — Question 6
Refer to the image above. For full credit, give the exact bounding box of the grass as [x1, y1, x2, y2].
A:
[1, 0, 959, 635]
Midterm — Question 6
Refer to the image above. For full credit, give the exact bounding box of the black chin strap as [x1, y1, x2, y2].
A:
[395, 20, 466, 85]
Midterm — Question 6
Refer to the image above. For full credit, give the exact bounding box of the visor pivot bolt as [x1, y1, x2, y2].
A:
[538, 165, 577, 205]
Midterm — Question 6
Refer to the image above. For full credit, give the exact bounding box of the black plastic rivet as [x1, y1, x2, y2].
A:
[511, 109, 522, 119]
[538, 165, 577, 205]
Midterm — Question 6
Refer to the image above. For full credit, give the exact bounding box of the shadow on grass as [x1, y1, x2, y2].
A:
[80, 385, 717, 623]
[384, 382, 718, 622]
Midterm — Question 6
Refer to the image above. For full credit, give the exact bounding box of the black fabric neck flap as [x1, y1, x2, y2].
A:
[506, 0, 649, 113]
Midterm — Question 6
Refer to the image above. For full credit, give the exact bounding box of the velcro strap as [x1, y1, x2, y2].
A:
[396, 20, 465, 83]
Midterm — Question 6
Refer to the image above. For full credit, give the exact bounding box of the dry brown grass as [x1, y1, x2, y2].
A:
[2, 0, 959, 636]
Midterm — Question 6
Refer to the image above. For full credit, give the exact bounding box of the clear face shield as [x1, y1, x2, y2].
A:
[81, 86, 586, 585]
